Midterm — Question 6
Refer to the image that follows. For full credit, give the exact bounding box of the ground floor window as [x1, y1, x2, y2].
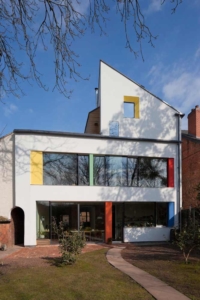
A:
[124, 202, 167, 227]
[36, 201, 170, 242]
[36, 201, 105, 242]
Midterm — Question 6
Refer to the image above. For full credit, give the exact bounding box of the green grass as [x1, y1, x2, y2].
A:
[125, 253, 200, 300]
[0, 249, 153, 300]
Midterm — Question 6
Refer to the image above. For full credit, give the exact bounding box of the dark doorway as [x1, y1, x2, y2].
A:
[11, 207, 24, 245]
[112, 203, 123, 241]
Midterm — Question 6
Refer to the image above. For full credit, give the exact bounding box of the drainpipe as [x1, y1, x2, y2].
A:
[175, 112, 184, 230]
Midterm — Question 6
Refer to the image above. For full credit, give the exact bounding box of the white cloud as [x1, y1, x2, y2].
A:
[72, 0, 90, 15]
[147, 55, 200, 129]
[162, 70, 200, 111]
[145, 0, 163, 15]
[4, 103, 18, 117]
[195, 46, 200, 59]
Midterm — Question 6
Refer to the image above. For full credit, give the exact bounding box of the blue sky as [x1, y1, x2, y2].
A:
[1, 0, 200, 136]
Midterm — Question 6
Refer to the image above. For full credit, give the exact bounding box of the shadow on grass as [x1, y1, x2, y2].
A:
[122, 243, 200, 263]
[41, 256, 65, 267]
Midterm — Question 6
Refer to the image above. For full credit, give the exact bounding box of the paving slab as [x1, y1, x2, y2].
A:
[106, 247, 190, 300]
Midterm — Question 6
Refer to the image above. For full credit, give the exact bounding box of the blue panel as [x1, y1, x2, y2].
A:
[168, 202, 174, 227]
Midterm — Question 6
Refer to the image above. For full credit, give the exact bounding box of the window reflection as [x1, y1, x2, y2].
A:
[124, 202, 168, 227]
[94, 156, 167, 188]
[94, 156, 105, 186]
[138, 158, 167, 188]
[43, 153, 89, 186]
[105, 156, 127, 186]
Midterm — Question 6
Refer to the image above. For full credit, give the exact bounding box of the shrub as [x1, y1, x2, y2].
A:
[52, 217, 85, 265]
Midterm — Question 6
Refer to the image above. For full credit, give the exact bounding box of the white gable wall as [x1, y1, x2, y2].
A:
[100, 62, 178, 140]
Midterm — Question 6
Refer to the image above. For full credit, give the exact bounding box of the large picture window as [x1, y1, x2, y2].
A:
[43, 153, 89, 186]
[105, 156, 127, 186]
[138, 158, 167, 188]
[124, 202, 168, 227]
[94, 156, 167, 188]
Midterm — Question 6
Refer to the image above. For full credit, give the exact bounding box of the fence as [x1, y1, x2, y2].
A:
[181, 207, 200, 228]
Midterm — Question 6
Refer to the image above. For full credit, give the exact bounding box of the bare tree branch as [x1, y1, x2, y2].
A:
[0, 0, 183, 98]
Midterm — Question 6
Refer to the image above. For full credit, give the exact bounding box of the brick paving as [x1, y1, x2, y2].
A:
[0, 243, 108, 261]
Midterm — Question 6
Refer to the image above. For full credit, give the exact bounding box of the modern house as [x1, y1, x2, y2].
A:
[0, 61, 183, 247]
[182, 105, 200, 209]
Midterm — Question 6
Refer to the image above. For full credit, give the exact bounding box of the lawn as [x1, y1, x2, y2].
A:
[122, 244, 200, 300]
[0, 249, 153, 300]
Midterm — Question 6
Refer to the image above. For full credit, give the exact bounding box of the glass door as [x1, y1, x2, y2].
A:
[80, 203, 105, 242]
[112, 203, 123, 241]
[50, 202, 78, 240]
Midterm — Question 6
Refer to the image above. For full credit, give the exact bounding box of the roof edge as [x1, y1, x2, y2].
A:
[13, 129, 181, 144]
[0, 132, 13, 141]
[100, 60, 183, 115]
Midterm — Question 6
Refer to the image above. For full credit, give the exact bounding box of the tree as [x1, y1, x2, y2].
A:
[173, 183, 200, 264]
[0, 0, 182, 99]
[173, 214, 200, 264]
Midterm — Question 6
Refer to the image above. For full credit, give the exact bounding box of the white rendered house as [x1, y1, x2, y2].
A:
[0, 61, 183, 246]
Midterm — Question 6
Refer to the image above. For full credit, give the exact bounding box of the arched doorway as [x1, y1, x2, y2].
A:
[11, 207, 24, 245]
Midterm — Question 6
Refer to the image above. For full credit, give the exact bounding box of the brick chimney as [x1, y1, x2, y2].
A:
[188, 105, 200, 137]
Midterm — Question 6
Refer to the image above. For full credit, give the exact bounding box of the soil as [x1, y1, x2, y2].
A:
[0, 243, 108, 273]
[121, 243, 200, 300]
[121, 243, 200, 264]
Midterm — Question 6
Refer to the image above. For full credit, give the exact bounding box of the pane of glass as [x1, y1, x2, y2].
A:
[124, 202, 155, 227]
[51, 202, 78, 240]
[43, 153, 78, 185]
[156, 203, 167, 226]
[80, 203, 105, 242]
[105, 156, 127, 186]
[78, 155, 89, 185]
[138, 158, 167, 188]
[124, 102, 134, 118]
[36, 201, 50, 239]
[128, 158, 138, 186]
[113, 203, 123, 241]
[109, 121, 119, 136]
[94, 156, 105, 185]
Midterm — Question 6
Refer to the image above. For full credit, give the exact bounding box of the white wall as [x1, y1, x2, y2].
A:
[99, 62, 179, 140]
[124, 227, 170, 242]
[15, 133, 179, 246]
[0, 134, 13, 219]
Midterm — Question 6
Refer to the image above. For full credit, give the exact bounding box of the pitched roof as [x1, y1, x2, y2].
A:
[182, 130, 200, 143]
[100, 60, 184, 116]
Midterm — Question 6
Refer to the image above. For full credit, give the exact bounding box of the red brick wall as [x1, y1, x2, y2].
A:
[0, 221, 14, 247]
[188, 106, 200, 138]
[182, 137, 200, 209]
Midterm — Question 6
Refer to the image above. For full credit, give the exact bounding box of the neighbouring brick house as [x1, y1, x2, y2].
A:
[182, 105, 200, 209]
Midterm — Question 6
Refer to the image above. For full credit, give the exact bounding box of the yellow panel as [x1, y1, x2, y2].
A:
[124, 96, 140, 119]
[30, 151, 43, 185]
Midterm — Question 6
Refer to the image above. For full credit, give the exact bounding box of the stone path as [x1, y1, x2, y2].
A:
[106, 247, 190, 300]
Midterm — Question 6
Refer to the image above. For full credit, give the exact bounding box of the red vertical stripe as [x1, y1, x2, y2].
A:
[105, 202, 112, 243]
[167, 158, 174, 187]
